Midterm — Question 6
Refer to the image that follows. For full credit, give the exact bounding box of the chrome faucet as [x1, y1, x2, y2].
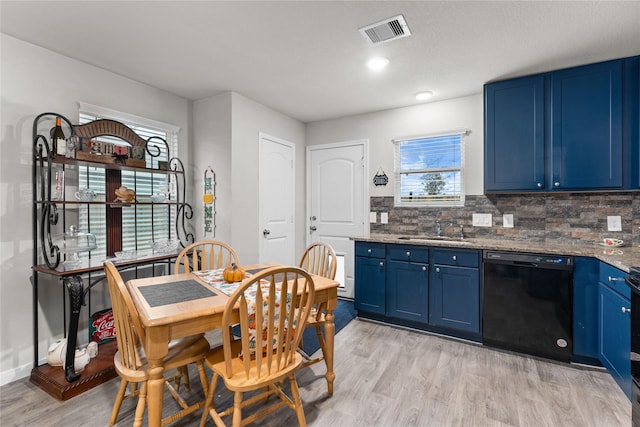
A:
[435, 221, 442, 237]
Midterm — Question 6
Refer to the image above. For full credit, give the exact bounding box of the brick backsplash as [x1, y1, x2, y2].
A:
[370, 193, 640, 246]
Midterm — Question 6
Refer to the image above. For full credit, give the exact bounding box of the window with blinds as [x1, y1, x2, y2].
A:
[393, 130, 467, 207]
[78, 111, 178, 258]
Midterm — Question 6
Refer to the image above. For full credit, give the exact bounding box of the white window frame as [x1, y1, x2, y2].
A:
[393, 129, 469, 208]
[77, 103, 180, 258]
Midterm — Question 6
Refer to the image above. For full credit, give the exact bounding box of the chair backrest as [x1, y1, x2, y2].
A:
[104, 261, 146, 371]
[299, 242, 337, 280]
[220, 266, 315, 381]
[174, 240, 240, 274]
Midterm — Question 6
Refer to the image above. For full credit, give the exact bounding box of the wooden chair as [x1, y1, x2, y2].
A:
[104, 261, 210, 427]
[174, 240, 240, 273]
[298, 242, 337, 369]
[199, 266, 316, 427]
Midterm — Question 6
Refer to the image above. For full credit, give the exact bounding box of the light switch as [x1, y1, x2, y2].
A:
[369, 212, 377, 223]
[607, 216, 622, 232]
[380, 212, 388, 224]
[503, 214, 514, 228]
[472, 213, 492, 227]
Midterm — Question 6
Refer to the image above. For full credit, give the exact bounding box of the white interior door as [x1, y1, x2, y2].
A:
[259, 133, 295, 265]
[307, 140, 367, 299]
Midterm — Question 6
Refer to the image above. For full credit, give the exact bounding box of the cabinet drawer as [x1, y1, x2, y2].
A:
[599, 262, 630, 299]
[355, 242, 386, 258]
[387, 245, 429, 263]
[431, 248, 480, 268]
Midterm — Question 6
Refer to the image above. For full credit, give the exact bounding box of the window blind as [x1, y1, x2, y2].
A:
[393, 130, 467, 207]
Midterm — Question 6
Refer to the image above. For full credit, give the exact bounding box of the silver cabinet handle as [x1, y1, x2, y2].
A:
[368, 248, 372, 254]
[422, 266, 427, 271]
[452, 255, 457, 261]
[537, 182, 543, 188]
[379, 261, 384, 267]
[406, 251, 411, 257]
[554, 182, 560, 187]
[609, 276, 625, 282]
[435, 267, 440, 273]
[622, 307, 631, 313]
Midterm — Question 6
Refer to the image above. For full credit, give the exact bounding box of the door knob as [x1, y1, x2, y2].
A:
[263, 229, 271, 237]
[310, 226, 317, 232]
[310, 215, 317, 221]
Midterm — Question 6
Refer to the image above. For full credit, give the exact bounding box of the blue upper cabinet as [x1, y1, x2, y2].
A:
[551, 60, 623, 190]
[485, 75, 545, 191]
[484, 56, 638, 193]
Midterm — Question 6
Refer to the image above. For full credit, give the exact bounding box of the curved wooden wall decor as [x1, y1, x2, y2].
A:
[73, 119, 147, 147]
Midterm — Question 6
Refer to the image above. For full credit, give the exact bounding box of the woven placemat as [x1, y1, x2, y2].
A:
[139, 279, 217, 307]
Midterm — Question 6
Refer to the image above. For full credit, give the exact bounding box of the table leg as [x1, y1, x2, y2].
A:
[147, 361, 165, 427]
[63, 275, 83, 383]
[145, 327, 169, 427]
[324, 308, 335, 396]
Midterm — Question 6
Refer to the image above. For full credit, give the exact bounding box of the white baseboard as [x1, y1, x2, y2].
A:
[1, 362, 34, 387]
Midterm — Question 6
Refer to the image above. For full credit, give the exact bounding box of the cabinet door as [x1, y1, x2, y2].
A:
[572, 257, 600, 361]
[484, 74, 545, 191]
[598, 282, 631, 398]
[354, 256, 386, 314]
[551, 60, 623, 189]
[430, 264, 480, 334]
[386, 260, 428, 323]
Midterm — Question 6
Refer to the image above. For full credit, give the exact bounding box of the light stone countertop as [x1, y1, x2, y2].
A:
[352, 233, 640, 273]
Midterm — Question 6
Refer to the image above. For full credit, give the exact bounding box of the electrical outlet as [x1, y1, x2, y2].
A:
[503, 214, 514, 228]
[369, 212, 377, 223]
[472, 213, 492, 227]
[607, 216, 622, 232]
[380, 212, 388, 224]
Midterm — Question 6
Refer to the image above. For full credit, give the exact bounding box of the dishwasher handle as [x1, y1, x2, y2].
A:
[513, 260, 539, 268]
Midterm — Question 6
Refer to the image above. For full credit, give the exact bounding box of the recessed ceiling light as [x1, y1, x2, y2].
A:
[415, 91, 434, 100]
[367, 57, 389, 70]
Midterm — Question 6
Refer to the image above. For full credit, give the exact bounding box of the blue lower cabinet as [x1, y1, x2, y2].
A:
[354, 242, 481, 341]
[598, 281, 631, 399]
[572, 257, 600, 362]
[386, 260, 428, 322]
[354, 256, 386, 315]
[430, 264, 480, 334]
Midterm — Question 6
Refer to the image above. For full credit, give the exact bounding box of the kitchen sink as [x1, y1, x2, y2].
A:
[396, 236, 471, 245]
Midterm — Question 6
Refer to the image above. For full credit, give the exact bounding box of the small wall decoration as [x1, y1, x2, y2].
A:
[373, 167, 389, 186]
[203, 166, 216, 237]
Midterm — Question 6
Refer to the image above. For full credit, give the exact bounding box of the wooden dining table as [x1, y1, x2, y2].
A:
[125, 262, 340, 427]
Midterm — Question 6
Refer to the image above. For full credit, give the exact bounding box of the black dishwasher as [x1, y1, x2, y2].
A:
[482, 250, 573, 362]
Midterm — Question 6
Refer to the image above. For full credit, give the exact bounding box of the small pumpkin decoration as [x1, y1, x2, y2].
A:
[223, 263, 245, 283]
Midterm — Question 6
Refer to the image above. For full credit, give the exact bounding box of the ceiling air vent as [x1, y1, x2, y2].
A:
[359, 15, 411, 46]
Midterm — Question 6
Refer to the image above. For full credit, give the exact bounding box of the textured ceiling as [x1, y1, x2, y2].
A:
[1, 1, 639, 123]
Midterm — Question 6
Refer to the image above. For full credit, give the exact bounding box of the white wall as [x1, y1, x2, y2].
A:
[306, 94, 485, 197]
[192, 92, 233, 243]
[0, 34, 191, 385]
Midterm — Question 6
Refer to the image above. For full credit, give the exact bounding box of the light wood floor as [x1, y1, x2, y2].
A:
[0, 318, 631, 426]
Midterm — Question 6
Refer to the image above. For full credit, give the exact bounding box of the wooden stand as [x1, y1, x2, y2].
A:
[29, 340, 117, 401]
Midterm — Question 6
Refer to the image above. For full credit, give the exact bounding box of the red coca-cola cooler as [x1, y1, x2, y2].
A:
[89, 308, 116, 344]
